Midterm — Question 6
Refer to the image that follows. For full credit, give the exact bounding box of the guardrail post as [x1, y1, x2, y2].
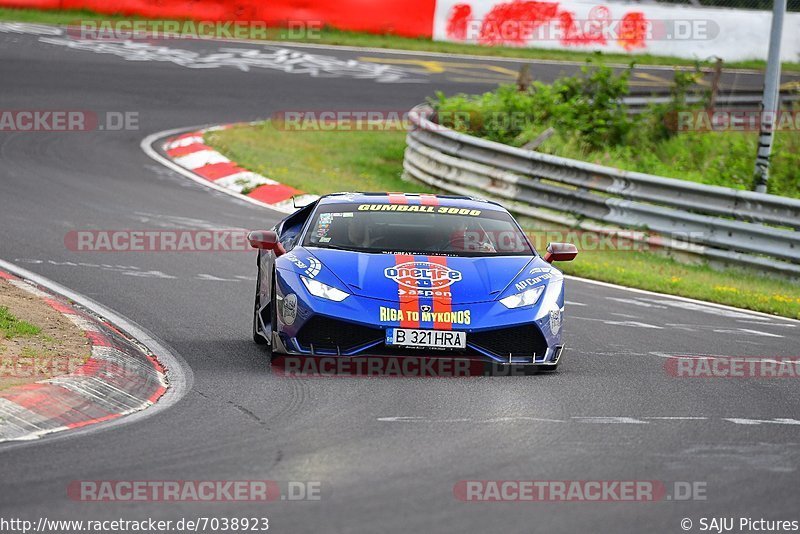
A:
[753, 0, 787, 194]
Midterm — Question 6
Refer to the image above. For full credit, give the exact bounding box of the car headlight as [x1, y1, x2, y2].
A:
[499, 286, 544, 309]
[301, 276, 349, 302]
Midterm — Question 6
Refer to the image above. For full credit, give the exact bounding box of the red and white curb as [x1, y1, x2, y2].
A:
[0, 268, 171, 443]
[161, 125, 318, 214]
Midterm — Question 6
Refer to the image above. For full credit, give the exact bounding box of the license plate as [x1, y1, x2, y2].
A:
[385, 328, 467, 350]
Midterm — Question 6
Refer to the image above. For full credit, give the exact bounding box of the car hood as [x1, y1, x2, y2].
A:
[302, 248, 536, 304]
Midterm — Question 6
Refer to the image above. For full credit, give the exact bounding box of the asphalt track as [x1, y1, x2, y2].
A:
[1, 23, 799, 534]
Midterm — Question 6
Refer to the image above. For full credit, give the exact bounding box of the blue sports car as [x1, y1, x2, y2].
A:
[248, 192, 577, 372]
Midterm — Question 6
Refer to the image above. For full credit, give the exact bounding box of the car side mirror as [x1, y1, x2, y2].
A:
[544, 242, 578, 263]
[248, 230, 285, 256]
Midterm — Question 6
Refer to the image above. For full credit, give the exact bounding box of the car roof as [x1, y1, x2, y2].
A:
[316, 192, 507, 212]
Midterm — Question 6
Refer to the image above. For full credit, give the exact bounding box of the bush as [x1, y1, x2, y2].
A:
[432, 61, 799, 197]
[434, 62, 637, 150]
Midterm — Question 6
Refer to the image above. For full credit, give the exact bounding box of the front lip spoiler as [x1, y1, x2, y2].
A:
[469, 344, 561, 364]
[273, 331, 563, 366]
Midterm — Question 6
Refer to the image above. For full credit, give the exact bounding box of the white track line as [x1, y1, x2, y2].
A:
[235, 39, 767, 74]
[31, 22, 771, 75]
[567, 275, 800, 325]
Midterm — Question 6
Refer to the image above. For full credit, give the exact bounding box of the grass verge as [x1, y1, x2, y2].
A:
[539, 129, 800, 199]
[205, 121, 800, 319]
[0, 282, 91, 391]
[0, 306, 41, 338]
[205, 121, 410, 195]
[0, 7, 797, 72]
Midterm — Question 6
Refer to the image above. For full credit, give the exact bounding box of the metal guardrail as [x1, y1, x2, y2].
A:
[623, 92, 800, 113]
[403, 105, 800, 276]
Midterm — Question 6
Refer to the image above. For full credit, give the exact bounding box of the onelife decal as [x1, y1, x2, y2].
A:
[387, 256, 460, 330]
[384, 262, 463, 291]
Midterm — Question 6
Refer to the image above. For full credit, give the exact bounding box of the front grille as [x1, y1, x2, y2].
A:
[469, 323, 548, 358]
[295, 316, 548, 360]
[295, 316, 383, 353]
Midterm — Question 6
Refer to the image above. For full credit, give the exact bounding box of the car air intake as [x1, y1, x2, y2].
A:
[469, 323, 549, 358]
[295, 316, 384, 353]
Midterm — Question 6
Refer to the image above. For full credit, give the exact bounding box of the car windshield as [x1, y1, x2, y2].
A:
[302, 202, 534, 256]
